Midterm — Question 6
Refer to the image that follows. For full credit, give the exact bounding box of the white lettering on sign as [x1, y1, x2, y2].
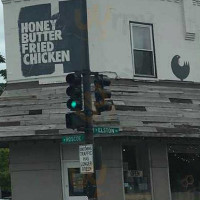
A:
[79, 144, 94, 174]
[20, 20, 70, 65]
[97, 127, 115, 134]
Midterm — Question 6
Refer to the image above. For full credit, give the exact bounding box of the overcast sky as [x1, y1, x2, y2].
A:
[0, 1, 6, 82]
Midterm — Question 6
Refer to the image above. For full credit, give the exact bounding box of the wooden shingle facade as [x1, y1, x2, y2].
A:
[2, 80, 200, 200]
[0, 80, 200, 140]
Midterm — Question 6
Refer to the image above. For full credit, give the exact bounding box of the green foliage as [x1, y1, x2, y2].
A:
[0, 54, 10, 192]
[0, 53, 6, 94]
[0, 69, 7, 81]
[0, 83, 5, 96]
[0, 54, 5, 64]
[0, 149, 10, 192]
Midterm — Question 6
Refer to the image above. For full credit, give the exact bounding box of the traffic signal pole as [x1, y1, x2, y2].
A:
[81, 0, 94, 145]
[82, 71, 94, 144]
[65, 0, 94, 144]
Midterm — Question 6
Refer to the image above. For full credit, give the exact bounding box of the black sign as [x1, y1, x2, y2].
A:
[18, 0, 89, 77]
[171, 55, 190, 81]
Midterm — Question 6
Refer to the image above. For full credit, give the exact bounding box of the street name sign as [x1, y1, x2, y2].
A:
[62, 134, 85, 144]
[79, 144, 94, 174]
[93, 127, 119, 135]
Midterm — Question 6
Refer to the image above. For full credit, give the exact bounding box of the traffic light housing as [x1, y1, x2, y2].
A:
[94, 74, 112, 114]
[65, 112, 85, 130]
[66, 73, 82, 111]
[66, 73, 84, 130]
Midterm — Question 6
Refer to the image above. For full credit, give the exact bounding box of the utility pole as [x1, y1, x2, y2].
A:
[65, 0, 94, 144]
[83, 71, 94, 144]
[81, 0, 93, 145]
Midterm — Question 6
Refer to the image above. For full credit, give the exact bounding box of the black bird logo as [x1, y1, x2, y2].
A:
[171, 55, 190, 81]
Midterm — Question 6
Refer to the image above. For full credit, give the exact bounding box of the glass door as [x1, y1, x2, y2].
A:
[62, 161, 97, 200]
[122, 145, 152, 200]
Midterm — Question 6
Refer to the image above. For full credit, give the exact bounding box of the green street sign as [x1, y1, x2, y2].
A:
[93, 127, 119, 135]
[62, 134, 85, 144]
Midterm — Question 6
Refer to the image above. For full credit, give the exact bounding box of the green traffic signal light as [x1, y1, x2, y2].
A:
[67, 99, 82, 111]
[66, 73, 82, 111]
[71, 100, 77, 109]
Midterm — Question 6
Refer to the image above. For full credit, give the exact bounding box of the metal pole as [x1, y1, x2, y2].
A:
[83, 71, 94, 144]
[81, 0, 94, 145]
[80, 0, 96, 197]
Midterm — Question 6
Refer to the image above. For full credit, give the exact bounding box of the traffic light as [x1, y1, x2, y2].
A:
[66, 73, 82, 111]
[65, 112, 85, 130]
[94, 74, 112, 114]
[66, 73, 84, 130]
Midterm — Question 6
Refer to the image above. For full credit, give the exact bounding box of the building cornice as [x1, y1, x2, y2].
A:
[1, 0, 12, 4]
[1, 0, 33, 4]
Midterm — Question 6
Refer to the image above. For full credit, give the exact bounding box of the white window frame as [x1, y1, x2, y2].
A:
[130, 22, 157, 78]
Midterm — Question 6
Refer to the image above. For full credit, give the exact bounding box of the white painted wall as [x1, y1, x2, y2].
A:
[2, 0, 200, 83]
[3, 0, 69, 83]
[87, 0, 200, 81]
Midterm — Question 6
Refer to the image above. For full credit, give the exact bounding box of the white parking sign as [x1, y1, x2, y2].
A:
[79, 144, 94, 174]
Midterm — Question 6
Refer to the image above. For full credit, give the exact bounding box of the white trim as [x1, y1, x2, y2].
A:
[60, 144, 65, 200]
[134, 48, 153, 52]
[130, 22, 156, 78]
[149, 145, 155, 200]
[62, 160, 81, 200]
[120, 145, 126, 200]
[165, 145, 172, 200]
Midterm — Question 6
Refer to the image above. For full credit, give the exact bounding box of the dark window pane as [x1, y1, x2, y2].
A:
[68, 168, 97, 198]
[134, 50, 154, 76]
[68, 168, 84, 196]
[168, 151, 200, 200]
[122, 145, 152, 200]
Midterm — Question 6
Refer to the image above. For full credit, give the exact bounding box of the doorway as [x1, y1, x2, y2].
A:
[122, 144, 152, 200]
[62, 161, 97, 200]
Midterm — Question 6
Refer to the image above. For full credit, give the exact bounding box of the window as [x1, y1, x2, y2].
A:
[122, 144, 152, 200]
[168, 145, 200, 200]
[130, 22, 156, 77]
[68, 168, 97, 198]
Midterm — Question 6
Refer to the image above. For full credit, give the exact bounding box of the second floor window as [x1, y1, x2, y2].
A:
[130, 23, 156, 77]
